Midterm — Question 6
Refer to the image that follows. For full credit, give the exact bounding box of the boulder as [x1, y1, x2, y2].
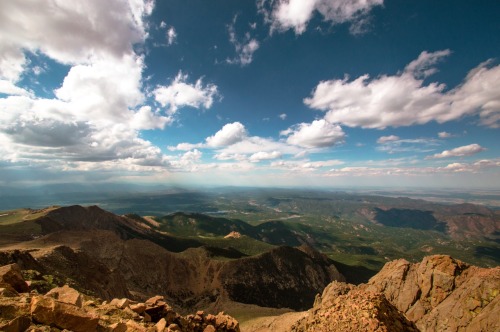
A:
[145, 295, 164, 306]
[155, 318, 167, 332]
[0, 315, 31, 332]
[0, 264, 29, 293]
[0, 285, 19, 297]
[130, 302, 147, 314]
[109, 297, 130, 309]
[46, 284, 83, 307]
[30, 295, 99, 331]
[214, 312, 240, 331]
[108, 322, 128, 332]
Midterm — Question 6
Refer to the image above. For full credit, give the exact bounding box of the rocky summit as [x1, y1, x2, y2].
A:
[364, 255, 500, 332]
[243, 255, 499, 332]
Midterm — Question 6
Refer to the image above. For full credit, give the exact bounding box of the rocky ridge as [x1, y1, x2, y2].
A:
[364, 255, 500, 331]
[290, 281, 419, 332]
[245, 255, 499, 332]
[1, 205, 343, 311]
[0, 264, 240, 331]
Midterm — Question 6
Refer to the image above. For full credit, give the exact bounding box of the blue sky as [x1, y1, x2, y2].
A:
[0, 0, 499, 190]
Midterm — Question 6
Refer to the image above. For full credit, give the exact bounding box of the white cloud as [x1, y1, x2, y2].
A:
[249, 151, 282, 162]
[54, 54, 145, 123]
[0, 80, 32, 96]
[281, 119, 345, 148]
[169, 122, 300, 158]
[259, 0, 383, 35]
[213, 152, 247, 161]
[279, 113, 287, 120]
[153, 71, 219, 114]
[438, 131, 452, 138]
[226, 16, 260, 66]
[206, 122, 247, 147]
[181, 149, 202, 162]
[376, 138, 440, 154]
[219, 136, 301, 155]
[131, 106, 172, 130]
[270, 159, 344, 172]
[167, 27, 177, 45]
[305, 51, 500, 129]
[377, 135, 399, 144]
[168, 142, 203, 152]
[0, 0, 179, 172]
[428, 144, 486, 159]
[0, 0, 152, 82]
[405, 49, 451, 78]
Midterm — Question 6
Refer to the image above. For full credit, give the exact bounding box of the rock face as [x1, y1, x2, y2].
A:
[221, 245, 343, 310]
[291, 281, 419, 332]
[0, 263, 29, 293]
[364, 255, 500, 332]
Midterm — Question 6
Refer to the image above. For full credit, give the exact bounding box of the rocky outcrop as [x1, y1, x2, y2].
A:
[30, 295, 99, 331]
[291, 281, 419, 332]
[243, 255, 499, 332]
[0, 277, 241, 332]
[0, 263, 29, 293]
[364, 255, 500, 331]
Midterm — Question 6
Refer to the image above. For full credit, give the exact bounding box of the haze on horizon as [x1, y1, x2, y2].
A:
[0, 0, 499, 191]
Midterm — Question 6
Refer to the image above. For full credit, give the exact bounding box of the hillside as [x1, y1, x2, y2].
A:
[0, 205, 343, 312]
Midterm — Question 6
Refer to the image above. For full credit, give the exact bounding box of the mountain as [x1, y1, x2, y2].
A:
[364, 255, 500, 331]
[157, 212, 308, 246]
[247, 255, 499, 332]
[1, 204, 499, 331]
[0, 205, 343, 312]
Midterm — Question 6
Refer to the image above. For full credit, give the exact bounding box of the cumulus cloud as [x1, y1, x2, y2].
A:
[213, 152, 247, 161]
[281, 119, 345, 148]
[0, 0, 178, 172]
[258, 0, 383, 35]
[428, 144, 486, 159]
[0, 0, 152, 82]
[305, 51, 500, 129]
[377, 135, 399, 144]
[226, 17, 260, 66]
[153, 71, 219, 114]
[171, 122, 303, 160]
[249, 151, 282, 162]
[206, 122, 247, 147]
[131, 106, 172, 130]
[279, 113, 287, 120]
[0, 80, 32, 96]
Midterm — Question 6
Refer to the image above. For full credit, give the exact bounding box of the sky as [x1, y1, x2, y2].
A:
[0, 0, 499, 191]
